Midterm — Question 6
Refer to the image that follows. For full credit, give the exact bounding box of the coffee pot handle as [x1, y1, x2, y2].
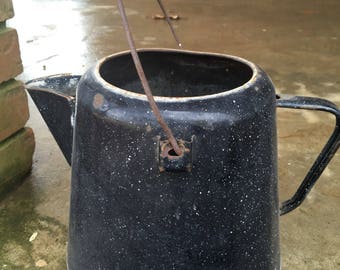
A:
[276, 95, 340, 215]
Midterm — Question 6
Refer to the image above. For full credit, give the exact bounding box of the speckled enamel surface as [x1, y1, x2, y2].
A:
[68, 50, 279, 269]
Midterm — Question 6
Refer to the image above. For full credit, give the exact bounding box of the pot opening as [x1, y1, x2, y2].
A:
[99, 50, 254, 98]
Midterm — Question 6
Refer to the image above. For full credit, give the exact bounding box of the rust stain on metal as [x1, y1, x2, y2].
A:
[93, 93, 104, 109]
[157, 137, 194, 173]
[160, 140, 189, 160]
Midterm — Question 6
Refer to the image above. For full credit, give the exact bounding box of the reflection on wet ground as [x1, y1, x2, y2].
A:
[1, 0, 340, 268]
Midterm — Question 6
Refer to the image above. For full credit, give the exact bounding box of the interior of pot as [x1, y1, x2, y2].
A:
[99, 50, 254, 97]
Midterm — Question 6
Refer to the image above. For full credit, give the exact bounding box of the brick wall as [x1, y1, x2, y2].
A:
[0, 0, 35, 196]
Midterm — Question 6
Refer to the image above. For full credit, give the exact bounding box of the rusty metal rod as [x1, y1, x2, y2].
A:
[156, 0, 182, 48]
[117, 0, 183, 156]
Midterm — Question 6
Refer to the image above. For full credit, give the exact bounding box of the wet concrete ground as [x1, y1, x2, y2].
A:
[1, 0, 340, 269]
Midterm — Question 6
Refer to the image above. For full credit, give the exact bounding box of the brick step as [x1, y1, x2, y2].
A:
[0, 0, 14, 22]
[0, 128, 35, 196]
[0, 27, 23, 84]
[0, 79, 29, 142]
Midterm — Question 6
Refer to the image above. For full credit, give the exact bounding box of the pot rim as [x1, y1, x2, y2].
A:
[94, 48, 259, 103]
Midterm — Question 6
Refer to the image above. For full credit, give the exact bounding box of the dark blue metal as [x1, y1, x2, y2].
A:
[68, 49, 280, 269]
[277, 95, 340, 215]
[25, 49, 340, 269]
[26, 74, 80, 164]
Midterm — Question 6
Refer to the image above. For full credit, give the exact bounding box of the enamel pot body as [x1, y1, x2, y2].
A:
[68, 49, 280, 269]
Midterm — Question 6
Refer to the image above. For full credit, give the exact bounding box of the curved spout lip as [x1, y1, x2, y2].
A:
[25, 73, 81, 101]
[26, 86, 75, 102]
[94, 48, 259, 103]
[26, 73, 81, 165]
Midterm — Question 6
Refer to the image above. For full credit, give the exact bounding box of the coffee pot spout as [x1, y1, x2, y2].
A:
[26, 74, 81, 165]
